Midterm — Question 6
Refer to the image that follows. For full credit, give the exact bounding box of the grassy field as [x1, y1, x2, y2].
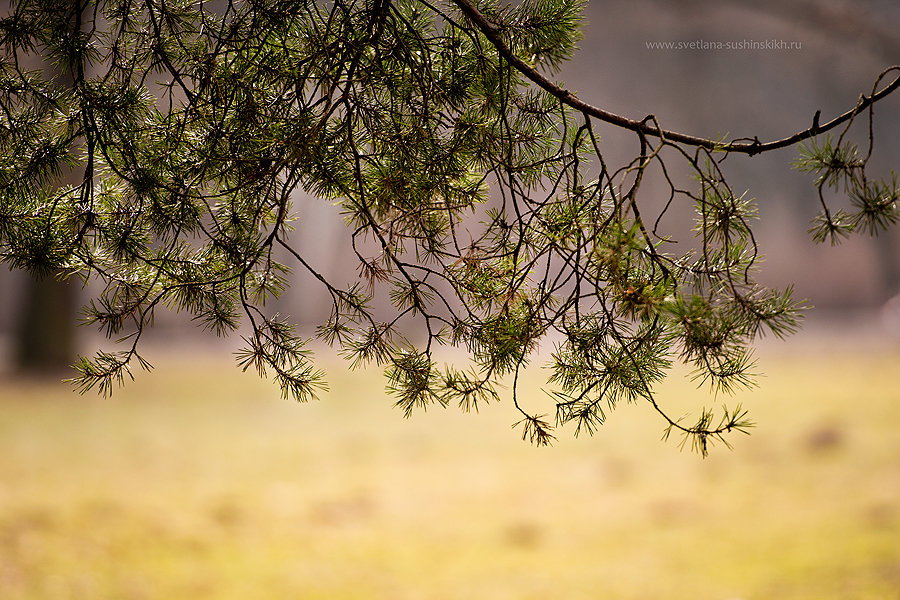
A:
[0, 345, 898, 599]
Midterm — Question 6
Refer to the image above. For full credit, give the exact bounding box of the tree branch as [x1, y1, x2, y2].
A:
[449, 0, 900, 155]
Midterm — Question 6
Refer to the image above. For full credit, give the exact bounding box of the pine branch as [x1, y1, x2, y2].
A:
[449, 0, 900, 155]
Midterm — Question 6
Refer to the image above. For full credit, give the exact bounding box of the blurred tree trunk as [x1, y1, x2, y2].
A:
[12, 0, 79, 374]
[15, 276, 77, 373]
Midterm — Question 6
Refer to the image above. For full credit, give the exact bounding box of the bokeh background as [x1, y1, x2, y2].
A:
[1, 1, 899, 598]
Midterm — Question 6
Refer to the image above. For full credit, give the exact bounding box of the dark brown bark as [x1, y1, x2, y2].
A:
[15, 275, 77, 373]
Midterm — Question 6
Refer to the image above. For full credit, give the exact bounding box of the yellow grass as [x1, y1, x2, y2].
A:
[0, 346, 898, 599]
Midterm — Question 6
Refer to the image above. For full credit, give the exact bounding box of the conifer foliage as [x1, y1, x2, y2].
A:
[1, 0, 898, 452]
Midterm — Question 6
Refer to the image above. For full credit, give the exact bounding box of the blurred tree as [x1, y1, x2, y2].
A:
[9, 0, 78, 374]
[15, 275, 75, 372]
[0, 0, 898, 451]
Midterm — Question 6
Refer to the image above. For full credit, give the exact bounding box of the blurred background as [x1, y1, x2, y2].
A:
[0, 1, 898, 598]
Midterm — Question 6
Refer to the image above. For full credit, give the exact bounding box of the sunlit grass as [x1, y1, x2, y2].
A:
[0, 346, 898, 599]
